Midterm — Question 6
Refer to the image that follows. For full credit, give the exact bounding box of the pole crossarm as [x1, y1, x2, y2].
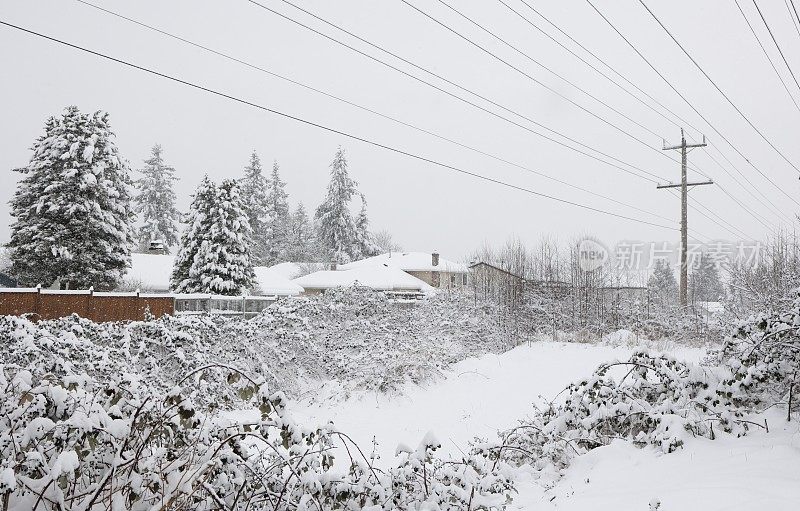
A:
[662, 134, 706, 151]
[656, 180, 714, 189]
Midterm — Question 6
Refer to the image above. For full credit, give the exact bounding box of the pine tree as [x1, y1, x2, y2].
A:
[192, 179, 254, 294]
[171, 176, 217, 292]
[7, 106, 134, 290]
[286, 202, 315, 261]
[315, 147, 359, 263]
[239, 152, 269, 264]
[690, 253, 725, 302]
[354, 195, 380, 259]
[263, 160, 291, 264]
[648, 259, 678, 306]
[135, 144, 180, 251]
[172, 178, 254, 294]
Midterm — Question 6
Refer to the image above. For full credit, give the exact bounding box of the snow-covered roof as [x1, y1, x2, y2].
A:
[339, 252, 469, 273]
[293, 263, 435, 293]
[121, 254, 304, 296]
[267, 261, 329, 280]
[252, 266, 304, 296]
[122, 253, 175, 292]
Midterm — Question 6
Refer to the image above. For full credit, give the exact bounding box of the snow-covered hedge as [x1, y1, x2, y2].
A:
[0, 288, 514, 407]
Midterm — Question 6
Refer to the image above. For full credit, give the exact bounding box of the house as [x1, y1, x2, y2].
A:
[468, 261, 526, 304]
[292, 263, 434, 298]
[339, 252, 469, 289]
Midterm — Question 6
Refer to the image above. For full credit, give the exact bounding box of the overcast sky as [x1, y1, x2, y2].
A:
[1, 0, 799, 260]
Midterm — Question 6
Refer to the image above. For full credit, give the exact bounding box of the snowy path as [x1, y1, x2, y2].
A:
[289, 342, 703, 461]
[288, 341, 800, 510]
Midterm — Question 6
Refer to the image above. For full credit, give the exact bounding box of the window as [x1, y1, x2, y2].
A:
[462, 274, 468, 285]
[450, 275, 456, 286]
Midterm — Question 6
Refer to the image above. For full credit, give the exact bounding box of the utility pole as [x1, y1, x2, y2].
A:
[657, 128, 712, 307]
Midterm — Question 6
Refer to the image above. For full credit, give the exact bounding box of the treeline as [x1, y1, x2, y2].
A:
[6, 106, 395, 293]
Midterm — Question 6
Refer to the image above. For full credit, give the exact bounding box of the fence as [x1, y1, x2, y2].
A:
[0, 288, 280, 322]
[0, 288, 175, 322]
[173, 294, 278, 318]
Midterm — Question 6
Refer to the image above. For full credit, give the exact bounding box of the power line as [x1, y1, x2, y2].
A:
[0, 18, 680, 231]
[69, 0, 676, 224]
[435, 0, 666, 140]
[506, 0, 786, 231]
[513, 0, 696, 136]
[251, 0, 669, 184]
[638, 0, 800, 177]
[735, 0, 800, 113]
[586, 0, 800, 217]
[259, 0, 762, 237]
[751, 0, 800, 94]
[260, 0, 768, 238]
[408, 0, 781, 234]
[402, 0, 788, 234]
[785, 0, 800, 39]
[399, 0, 702, 173]
[66, 1, 766, 239]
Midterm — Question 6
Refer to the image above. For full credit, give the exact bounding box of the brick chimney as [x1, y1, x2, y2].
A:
[431, 252, 439, 267]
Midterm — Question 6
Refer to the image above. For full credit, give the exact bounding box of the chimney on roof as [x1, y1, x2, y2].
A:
[432, 252, 439, 267]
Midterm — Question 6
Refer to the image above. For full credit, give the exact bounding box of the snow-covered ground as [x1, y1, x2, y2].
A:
[288, 341, 800, 510]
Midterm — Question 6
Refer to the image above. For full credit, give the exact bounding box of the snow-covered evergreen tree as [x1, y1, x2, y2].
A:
[354, 195, 380, 259]
[262, 160, 291, 264]
[285, 202, 315, 261]
[7, 106, 134, 290]
[171, 176, 217, 292]
[315, 147, 359, 263]
[690, 253, 725, 303]
[134, 144, 179, 251]
[174, 179, 254, 294]
[648, 259, 678, 306]
[239, 151, 269, 264]
[195, 179, 254, 294]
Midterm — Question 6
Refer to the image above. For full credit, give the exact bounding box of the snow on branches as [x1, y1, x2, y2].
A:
[498, 293, 800, 475]
[0, 291, 517, 510]
[8, 106, 134, 290]
[172, 177, 254, 295]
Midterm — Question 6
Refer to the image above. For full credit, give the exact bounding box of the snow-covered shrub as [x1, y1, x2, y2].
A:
[500, 351, 754, 472]
[1, 288, 512, 405]
[501, 295, 800, 474]
[0, 288, 520, 508]
[388, 433, 514, 510]
[715, 289, 800, 415]
[0, 360, 514, 510]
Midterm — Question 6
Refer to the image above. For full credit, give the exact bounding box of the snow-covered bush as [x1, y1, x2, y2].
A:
[500, 351, 755, 473]
[0, 288, 514, 406]
[0, 358, 514, 510]
[715, 289, 800, 415]
[500, 294, 800, 474]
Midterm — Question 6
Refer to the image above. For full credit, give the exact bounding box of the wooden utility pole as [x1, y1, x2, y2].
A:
[657, 129, 712, 307]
